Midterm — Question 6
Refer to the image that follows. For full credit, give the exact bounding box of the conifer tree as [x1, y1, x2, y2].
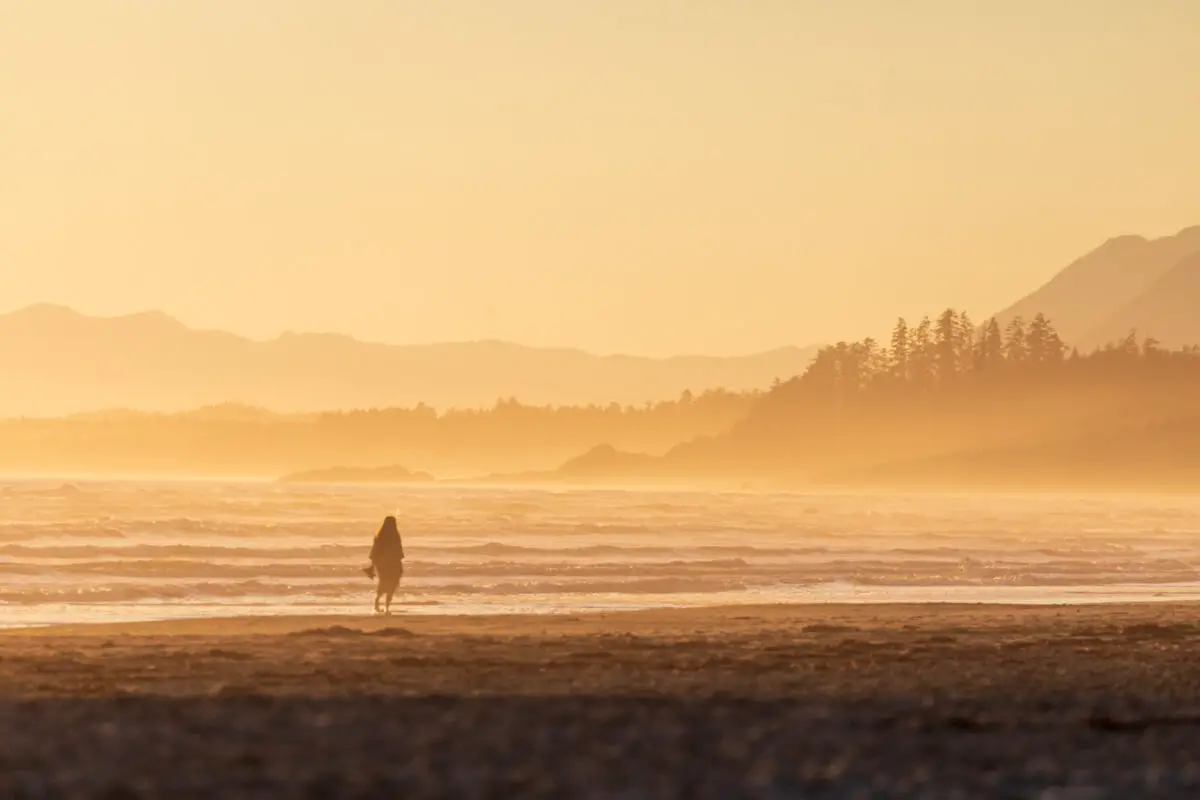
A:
[1003, 317, 1027, 364]
[977, 317, 1004, 370]
[910, 317, 934, 385]
[889, 318, 909, 383]
[934, 309, 959, 384]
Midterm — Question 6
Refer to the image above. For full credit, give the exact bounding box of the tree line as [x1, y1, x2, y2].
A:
[792, 310, 1195, 395]
[0, 388, 757, 478]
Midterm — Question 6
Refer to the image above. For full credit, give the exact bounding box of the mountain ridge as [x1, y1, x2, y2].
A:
[1082, 250, 1200, 349]
[989, 225, 1200, 345]
[3, 304, 803, 362]
[0, 305, 818, 417]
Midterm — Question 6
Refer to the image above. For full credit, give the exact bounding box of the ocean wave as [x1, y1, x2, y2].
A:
[0, 557, 756, 580]
[2, 543, 1196, 587]
[0, 540, 836, 559]
[0, 483, 89, 498]
[0, 519, 373, 543]
[433, 542, 820, 557]
[0, 526, 128, 543]
[0, 576, 747, 605]
[0, 543, 360, 560]
[3, 540, 1191, 568]
[3, 566, 1197, 607]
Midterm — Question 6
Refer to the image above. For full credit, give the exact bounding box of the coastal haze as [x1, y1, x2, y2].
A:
[5, 226, 1200, 484]
[4, 2, 1200, 797]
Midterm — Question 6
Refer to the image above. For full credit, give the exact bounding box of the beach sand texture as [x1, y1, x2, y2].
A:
[3, 602, 1200, 798]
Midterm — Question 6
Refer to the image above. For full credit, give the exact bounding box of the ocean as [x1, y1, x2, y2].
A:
[2, 479, 1199, 628]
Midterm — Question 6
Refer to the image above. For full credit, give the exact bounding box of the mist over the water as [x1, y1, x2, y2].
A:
[2, 480, 1198, 627]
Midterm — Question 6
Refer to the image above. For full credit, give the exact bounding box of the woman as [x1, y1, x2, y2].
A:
[365, 515, 406, 614]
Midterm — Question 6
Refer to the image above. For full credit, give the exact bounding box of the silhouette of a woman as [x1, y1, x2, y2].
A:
[366, 515, 405, 613]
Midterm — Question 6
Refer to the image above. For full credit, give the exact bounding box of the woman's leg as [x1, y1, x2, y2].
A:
[384, 567, 402, 614]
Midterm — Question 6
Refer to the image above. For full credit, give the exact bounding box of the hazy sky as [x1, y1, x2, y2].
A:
[3, 1, 1199, 356]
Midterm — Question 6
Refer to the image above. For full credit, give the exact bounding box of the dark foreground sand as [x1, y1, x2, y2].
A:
[3, 603, 1200, 798]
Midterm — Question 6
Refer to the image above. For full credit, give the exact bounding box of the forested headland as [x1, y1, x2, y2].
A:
[646, 311, 1200, 489]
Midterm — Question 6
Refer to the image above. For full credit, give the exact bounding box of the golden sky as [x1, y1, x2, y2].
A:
[3, 1, 1199, 356]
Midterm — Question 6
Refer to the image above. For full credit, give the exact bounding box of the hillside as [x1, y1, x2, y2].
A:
[1083, 251, 1200, 349]
[0, 305, 817, 417]
[535, 310, 1200, 490]
[990, 225, 1200, 344]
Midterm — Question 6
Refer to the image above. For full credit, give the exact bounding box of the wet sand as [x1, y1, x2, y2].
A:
[3, 602, 1200, 797]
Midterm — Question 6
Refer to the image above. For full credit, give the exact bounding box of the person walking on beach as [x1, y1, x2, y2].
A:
[364, 515, 405, 614]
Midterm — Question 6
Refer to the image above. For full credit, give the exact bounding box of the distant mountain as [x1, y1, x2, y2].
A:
[991, 225, 1200, 344]
[277, 465, 436, 485]
[0, 305, 817, 417]
[1083, 250, 1200, 349]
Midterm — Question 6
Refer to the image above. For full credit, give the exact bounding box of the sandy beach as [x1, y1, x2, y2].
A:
[2, 602, 1199, 797]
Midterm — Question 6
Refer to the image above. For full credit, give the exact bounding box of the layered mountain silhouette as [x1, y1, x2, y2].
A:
[5, 223, 1198, 420]
[991, 225, 1200, 348]
[1083, 249, 1200, 349]
[0, 305, 817, 417]
[511, 223, 1200, 488]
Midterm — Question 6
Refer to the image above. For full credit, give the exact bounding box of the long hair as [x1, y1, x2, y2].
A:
[376, 515, 401, 544]
[372, 515, 403, 564]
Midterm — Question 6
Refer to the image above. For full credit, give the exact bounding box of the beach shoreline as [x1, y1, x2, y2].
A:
[4, 600, 1200, 796]
[2, 598, 1199, 640]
